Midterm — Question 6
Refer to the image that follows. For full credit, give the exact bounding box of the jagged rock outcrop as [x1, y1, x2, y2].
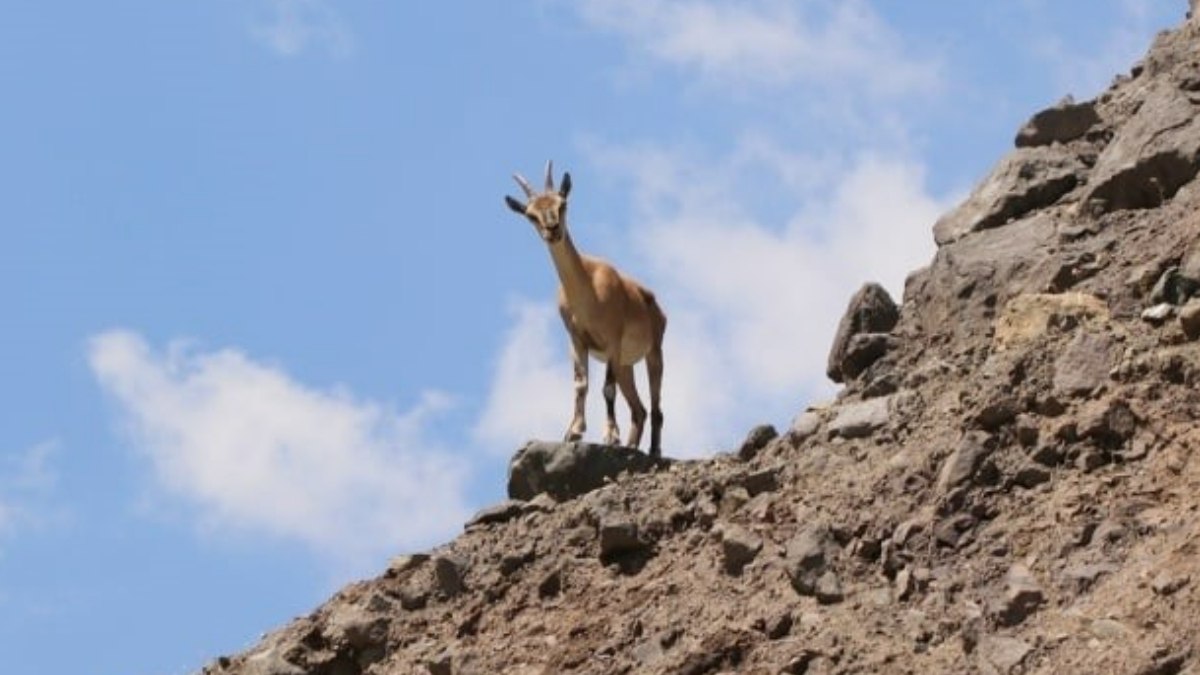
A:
[200, 13, 1200, 675]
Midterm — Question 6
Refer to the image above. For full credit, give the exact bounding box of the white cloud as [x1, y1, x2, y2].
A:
[252, 0, 352, 58]
[88, 330, 470, 564]
[476, 142, 952, 457]
[0, 440, 61, 545]
[573, 0, 940, 97]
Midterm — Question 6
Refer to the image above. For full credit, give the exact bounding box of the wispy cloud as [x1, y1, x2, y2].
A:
[476, 142, 952, 456]
[251, 0, 353, 58]
[572, 0, 941, 97]
[0, 440, 62, 547]
[88, 330, 470, 565]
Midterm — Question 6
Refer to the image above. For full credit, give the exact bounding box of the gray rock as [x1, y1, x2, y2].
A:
[433, 554, 468, 598]
[997, 564, 1046, 626]
[785, 525, 840, 600]
[978, 636, 1032, 674]
[598, 514, 644, 558]
[736, 467, 780, 496]
[1151, 570, 1190, 596]
[507, 440, 668, 501]
[1085, 82, 1200, 213]
[826, 283, 899, 383]
[720, 525, 763, 575]
[1142, 302, 1177, 324]
[1077, 398, 1138, 448]
[937, 432, 992, 493]
[813, 570, 845, 605]
[790, 409, 823, 441]
[840, 332, 899, 381]
[1015, 97, 1100, 148]
[1012, 463, 1051, 489]
[933, 146, 1083, 245]
[829, 396, 892, 439]
[1054, 331, 1115, 397]
[737, 424, 778, 461]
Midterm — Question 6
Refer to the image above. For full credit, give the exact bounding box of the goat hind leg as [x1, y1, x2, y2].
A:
[615, 365, 647, 449]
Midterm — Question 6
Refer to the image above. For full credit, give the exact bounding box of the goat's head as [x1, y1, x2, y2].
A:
[505, 160, 573, 243]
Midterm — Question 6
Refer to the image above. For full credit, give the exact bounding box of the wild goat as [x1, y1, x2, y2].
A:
[505, 162, 667, 456]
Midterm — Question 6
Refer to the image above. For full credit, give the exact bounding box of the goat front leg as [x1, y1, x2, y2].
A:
[565, 334, 588, 442]
[602, 363, 620, 445]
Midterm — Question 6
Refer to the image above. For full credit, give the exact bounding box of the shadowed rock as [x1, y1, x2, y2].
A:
[507, 440, 668, 502]
[827, 283, 899, 383]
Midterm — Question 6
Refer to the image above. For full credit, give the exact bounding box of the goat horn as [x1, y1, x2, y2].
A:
[544, 160, 555, 191]
[512, 173, 535, 198]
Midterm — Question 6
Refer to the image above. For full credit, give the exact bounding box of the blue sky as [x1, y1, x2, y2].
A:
[1, 1, 1186, 673]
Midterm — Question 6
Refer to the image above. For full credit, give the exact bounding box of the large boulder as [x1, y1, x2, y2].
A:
[1085, 82, 1200, 213]
[507, 440, 667, 501]
[826, 283, 900, 383]
[933, 146, 1084, 245]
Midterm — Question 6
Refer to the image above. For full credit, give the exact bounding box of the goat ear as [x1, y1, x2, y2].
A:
[559, 172, 572, 198]
[504, 195, 527, 214]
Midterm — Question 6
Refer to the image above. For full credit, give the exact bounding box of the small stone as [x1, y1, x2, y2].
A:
[387, 553, 430, 578]
[765, 612, 793, 640]
[1029, 444, 1063, 467]
[828, 397, 892, 439]
[814, 571, 845, 605]
[937, 432, 992, 493]
[975, 397, 1020, 431]
[978, 636, 1032, 674]
[720, 525, 763, 576]
[737, 424, 777, 461]
[1142, 303, 1176, 324]
[790, 409, 823, 442]
[1053, 331, 1115, 397]
[1151, 571, 1190, 596]
[998, 564, 1045, 626]
[426, 651, 453, 675]
[538, 568, 563, 599]
[433, 554, 468, 598]
[1012, 464, 1051, 489]
[598, 516, 644, 558]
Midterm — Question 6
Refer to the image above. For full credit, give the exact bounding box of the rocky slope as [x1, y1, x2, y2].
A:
[201, 13, 1200, 675]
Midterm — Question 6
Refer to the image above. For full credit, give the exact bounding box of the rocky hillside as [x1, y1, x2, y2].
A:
[201, 13, 1200, 675]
